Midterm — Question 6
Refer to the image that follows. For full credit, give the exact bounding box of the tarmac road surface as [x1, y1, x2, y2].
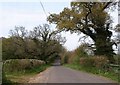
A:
[29, 66, 117, 83]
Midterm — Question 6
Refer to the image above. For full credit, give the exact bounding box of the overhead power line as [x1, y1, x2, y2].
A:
[40, 1, 48, 18]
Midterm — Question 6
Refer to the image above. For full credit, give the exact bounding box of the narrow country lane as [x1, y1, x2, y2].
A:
[28, 66, 117, 83]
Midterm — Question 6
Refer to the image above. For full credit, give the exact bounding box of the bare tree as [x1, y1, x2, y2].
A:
[29, 24, 66, 63]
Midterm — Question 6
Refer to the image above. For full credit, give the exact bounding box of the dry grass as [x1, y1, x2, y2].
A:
[6, 74, 36, 83]
[80, 56, 108, 68]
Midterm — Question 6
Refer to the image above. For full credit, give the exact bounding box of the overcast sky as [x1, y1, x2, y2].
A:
[0, 0, 118, 51]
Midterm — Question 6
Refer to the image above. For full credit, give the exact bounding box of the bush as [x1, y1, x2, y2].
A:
[68, 52, 76, 64]
[74, 45, 88, 58]
[93, 56, 108, 68]
[114, 55, 120, 65]
[3, 59, 45, 72]
[63, 55, 69, 64]
[63, 44, 88, 64]
[80, 56, 108, 69]
[61, 52, 71, 64]
[80, 57, 95, 67]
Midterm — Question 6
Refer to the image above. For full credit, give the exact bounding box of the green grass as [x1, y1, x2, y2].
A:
[64, 64, 119, 82]
[22, 64, 50, 75]
[5, 64, 50, 75]
[3, 64, 50, 84]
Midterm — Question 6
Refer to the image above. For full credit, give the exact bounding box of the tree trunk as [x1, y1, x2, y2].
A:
[93, 31, 115, 63]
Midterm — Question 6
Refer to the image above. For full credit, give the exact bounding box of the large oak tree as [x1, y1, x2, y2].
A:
[47, 2, 117, 63]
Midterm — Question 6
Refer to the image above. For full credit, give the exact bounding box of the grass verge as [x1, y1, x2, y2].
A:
[64, 64, 119, 83]
[3, 64, 50, 84]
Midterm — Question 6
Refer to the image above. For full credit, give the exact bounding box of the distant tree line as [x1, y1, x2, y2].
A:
[2, 24, 66, 63]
